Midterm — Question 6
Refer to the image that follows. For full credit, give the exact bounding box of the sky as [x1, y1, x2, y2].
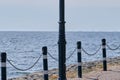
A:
[0, 0, 120, 31]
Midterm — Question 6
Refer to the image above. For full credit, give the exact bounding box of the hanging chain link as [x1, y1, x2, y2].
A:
[47, 48, 77, 61]
[7, 54, 42, 71]
[107, 44, 120, 51]
[82, 45, 102, 56]
[47, 52, 58, 61]
[66, 48, 77, 60]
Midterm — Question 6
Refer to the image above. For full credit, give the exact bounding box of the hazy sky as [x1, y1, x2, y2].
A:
[0, 0, 120, 31]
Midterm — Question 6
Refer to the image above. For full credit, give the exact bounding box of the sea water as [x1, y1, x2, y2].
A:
[0, 31, 120, 78]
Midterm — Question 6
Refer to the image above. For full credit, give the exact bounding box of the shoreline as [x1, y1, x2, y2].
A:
[8, 56, 120, 80]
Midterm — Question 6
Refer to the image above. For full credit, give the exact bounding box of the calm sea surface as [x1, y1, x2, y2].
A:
[0, 31, 120, 78]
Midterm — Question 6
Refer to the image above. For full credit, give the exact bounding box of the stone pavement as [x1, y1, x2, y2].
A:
[68, 70, 120, 80]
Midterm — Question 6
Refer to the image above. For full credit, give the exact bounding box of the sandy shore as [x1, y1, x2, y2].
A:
[8, 56, 120, 80]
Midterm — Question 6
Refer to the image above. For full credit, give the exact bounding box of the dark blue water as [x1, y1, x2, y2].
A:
[0, 31, 120, 78]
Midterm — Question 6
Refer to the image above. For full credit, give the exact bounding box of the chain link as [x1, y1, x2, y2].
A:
[82, 45, 102, 56]
[107, 44, 120, 51]
[7, 54, 42, 71]
[52, 44, 57, 47]
[48, 52, 58, 61]
[66, 48, 77, 60]
[48, 48, 77, 61]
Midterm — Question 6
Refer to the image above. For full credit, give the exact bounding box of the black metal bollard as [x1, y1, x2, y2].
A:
[102, 39, 107, 71]
[58, 0, 67, 79]
[77, 41, 82, 78]
[1, 52, 7, 80]
[42, 47, 49, 80]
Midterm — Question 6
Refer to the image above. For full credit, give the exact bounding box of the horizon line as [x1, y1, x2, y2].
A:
[0, 30, 120, 32]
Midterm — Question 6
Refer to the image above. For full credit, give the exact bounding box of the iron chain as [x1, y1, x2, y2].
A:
[7, 54, 42, 71]
[66, 48, 77, 60]
[82, 45, 102, 56]
[107, 44, 120, 51]
[48, 52, 58, 61]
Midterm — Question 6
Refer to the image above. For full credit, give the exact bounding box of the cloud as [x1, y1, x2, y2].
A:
[88, 0, 120, 7]
[1, 0, 120, 7]
[66, 0, 120, 7]
[0, 0, 59, 7]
